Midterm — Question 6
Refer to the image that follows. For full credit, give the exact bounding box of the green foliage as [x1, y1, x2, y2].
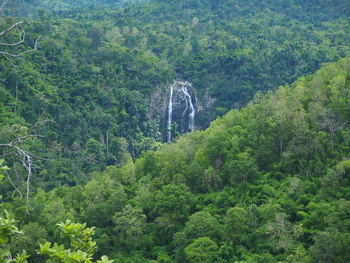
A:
[3, 56, 350, 262]
[285, 246, 311, 263]
[0, 160, 9, 200]
[224, 206, 249, 244]
[1, 1, 350, 263]
[38, 220, 113, 263]
[0, 210, 21, 246]
[0, 211, 29, 263]
[184, 237, 218, 263]
[113, 204, 146, 243]
[2, 0, 350, 192]
[182, 211, 221, 240]
[155, 184, 193, 221]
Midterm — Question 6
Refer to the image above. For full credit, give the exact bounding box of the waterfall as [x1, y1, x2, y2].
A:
[167, 81, 196, 142]
[181, 85, 189, 133]
[180, 82, 195, 132]
[167, 83, 175, 142]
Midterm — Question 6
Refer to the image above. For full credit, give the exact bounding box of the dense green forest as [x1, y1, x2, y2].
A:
[1, 0, 350, 189]
[1, 0, 350, 262]
[7, 0, 147, 15]
[4, 54, 350, 263]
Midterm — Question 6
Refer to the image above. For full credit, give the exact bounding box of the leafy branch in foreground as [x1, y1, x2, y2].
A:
[0, 162, 29, 263]
[39, 220, 113, 263]
[0, 210, 29, 263]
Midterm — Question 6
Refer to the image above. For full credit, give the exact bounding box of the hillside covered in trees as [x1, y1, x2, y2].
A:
[3, 55, 350, 263]
[1, 0, 350, 190]
[1, 0, 350, 262]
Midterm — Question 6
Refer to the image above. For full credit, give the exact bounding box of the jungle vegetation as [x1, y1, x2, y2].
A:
[1, 0, 350, 262]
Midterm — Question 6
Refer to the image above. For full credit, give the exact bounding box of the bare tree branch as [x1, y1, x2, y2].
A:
[0, 21, 23, 36]
[1, 143, 33, 214]
[0, 126, 50, 213]
[0, 1, 41, 58]
[0, 0, 43, 213]
[4, 169, 22, 199]
[0, 0, 9, 15]
[0, 28, 25, 46]
[2, 52, 18, 67]
[31, 119, 55, 129]
[24, 150, 32, 214]
[0, 36, 40, 57]
[9, 134, 44, 145]
[14, 79, 18, 112]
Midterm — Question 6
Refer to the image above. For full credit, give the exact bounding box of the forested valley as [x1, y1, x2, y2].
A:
[1, 0, 350, 262]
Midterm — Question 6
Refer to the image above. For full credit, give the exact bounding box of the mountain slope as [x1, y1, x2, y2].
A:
[1, 0, 350, 190]
[7, 56, 350, 262]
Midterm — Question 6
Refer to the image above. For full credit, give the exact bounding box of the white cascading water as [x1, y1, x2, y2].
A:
[181, 82, 195, 132]
[167, 81, 195, 142]
[181, 85, 189, 132]
[167, 83, 175, 142]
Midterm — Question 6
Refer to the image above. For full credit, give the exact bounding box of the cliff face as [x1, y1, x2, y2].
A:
[150, 80, 198, 142]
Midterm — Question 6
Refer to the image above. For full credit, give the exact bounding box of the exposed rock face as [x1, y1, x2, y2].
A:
[167, 81, 196, 142]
